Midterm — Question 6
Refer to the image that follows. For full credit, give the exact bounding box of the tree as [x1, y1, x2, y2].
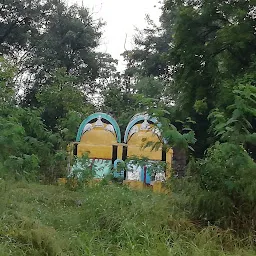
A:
[123, 0, 256, 157]
[0, 0, 117, 106]
[36, 68, 95, 130]
[0, 57, 15, 106]
[0, 0, 44, 54]
[102, 79, 142, 134]
[209, 72, 256, 159]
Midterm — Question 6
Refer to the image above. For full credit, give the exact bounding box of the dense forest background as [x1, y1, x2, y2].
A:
[0, 0, 256, 231]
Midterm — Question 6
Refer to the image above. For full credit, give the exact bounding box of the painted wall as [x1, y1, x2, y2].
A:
[70, 112, 173, 184]
[124, 114, 173, 183]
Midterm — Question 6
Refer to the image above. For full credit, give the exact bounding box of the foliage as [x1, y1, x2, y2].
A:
[125, 156, 166, 176]
[0, 106, 67, 181]
[36, 68, 95, 130]
[0, 57, 15, 105]
[0, 57, 95, 182]
[102, 79, 158, 134]
[0, 0, 44, 53]
[58, 110, 86, 142]
[67, 154, 96, 189]
[102, 83, 139, 134]
[170, 76, 256, 230]
[0, 0, 116, 105]
[124, 0, 256, 157]
[0, 58, 41, 180]
[197, 143, 256, 229]
[0, 0, 256, 243]
[147, 107, 197, 152]
[0, 182, 255, 255]
[119, 0, 256, 234]
[209, 81, 256, 146]
[135, 76, 166, 100]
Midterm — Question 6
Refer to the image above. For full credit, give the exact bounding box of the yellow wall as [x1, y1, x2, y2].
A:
[126, 123, 173, 177]
[81, 127, 117, 145]
[77, 123, 118, 159]
[166, 150, 173, 178]
[70, 119, 173, 183]
[127, 124, 160, 146]
[127, 124, 163, 160]
[77, 144, 113, 159]
[127, 146, 162, 160]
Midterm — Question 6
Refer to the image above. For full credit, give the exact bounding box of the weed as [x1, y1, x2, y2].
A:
[0, 181, 255, 255]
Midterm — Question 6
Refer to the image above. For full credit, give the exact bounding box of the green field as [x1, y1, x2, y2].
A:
[0, 181, 255, 256]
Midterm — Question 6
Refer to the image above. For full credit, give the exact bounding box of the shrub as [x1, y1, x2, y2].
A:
[176, 143, 256, 230]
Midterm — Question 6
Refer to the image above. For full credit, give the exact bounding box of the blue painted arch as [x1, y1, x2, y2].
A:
[124, 113, 159, 143]
[76, 112, 121, 143]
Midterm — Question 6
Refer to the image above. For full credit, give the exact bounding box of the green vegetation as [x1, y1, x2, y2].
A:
[0, 181, 255, 256]
[1, 0, 256, 254]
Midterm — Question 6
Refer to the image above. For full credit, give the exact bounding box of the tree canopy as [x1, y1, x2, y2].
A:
[0, 0, 256, 233]
[124, 0, 256, 156]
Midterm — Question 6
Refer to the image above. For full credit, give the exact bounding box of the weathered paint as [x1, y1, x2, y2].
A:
[124, 113, 173, 185]
[71, 113, 121, 178]
[124, 114, 158, 143]
[76, 112, 121, 143]
[68, 112, 173, 192]
[127, 123, 163, 160]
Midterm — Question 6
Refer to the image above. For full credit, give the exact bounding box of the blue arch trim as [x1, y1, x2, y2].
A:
[76, 112, 121, 143]
[124, 114, 159, 143]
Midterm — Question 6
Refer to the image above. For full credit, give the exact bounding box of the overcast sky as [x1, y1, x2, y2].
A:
[66, 0, 162, 71]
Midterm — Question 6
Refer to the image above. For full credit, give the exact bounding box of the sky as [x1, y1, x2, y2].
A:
[67, 0, 162, 71]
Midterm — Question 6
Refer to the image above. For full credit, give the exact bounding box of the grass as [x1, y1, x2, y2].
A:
[0, 179, 255, 256]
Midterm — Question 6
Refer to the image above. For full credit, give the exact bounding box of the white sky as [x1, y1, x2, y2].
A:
[66, 0, 162, 71]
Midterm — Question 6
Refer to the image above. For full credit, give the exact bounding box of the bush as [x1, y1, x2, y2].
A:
[174, 143, 256, 230]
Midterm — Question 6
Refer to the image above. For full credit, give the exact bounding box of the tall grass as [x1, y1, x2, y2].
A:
[0, 179, 255, 255]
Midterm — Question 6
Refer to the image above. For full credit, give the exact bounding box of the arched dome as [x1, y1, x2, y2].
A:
[76, 112, 121, 143]
[123, 113, 159, 143]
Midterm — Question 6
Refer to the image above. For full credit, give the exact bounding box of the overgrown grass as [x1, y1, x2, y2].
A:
[0, 179, 255, 255]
